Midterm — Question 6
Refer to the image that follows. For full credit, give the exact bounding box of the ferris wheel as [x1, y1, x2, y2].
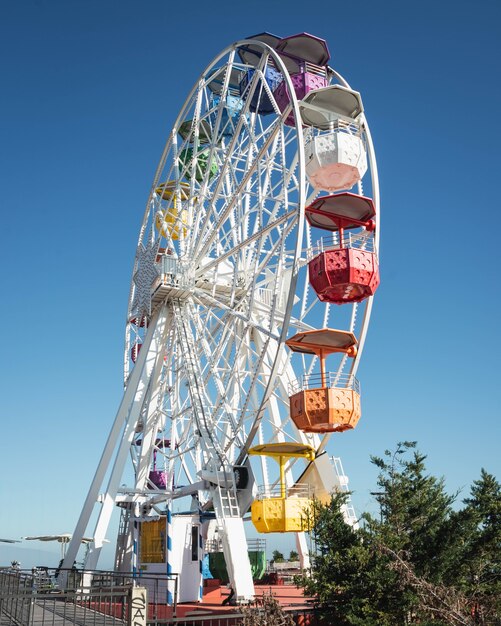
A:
[63, 32, 379, 603]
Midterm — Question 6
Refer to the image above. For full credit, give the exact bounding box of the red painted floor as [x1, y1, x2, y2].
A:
[94, 582, 316, 623]
[164, 583, 315, 619]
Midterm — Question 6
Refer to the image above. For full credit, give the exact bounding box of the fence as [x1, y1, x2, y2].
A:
[0, 568, 324, 625]
[0, 569, 33, 625]
[288, 372, 360, 395]
[0, 568, 177, 626]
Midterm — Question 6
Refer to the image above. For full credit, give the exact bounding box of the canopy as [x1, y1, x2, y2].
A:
[24, 534, 95, 558]
[237, 32, 282, 67]
[306, 192, 376, 231]
[300, 85, 364, 129]
[24, 534, 93, 544]
[206, 66, 243, 95]
[286, 328, 357, 355]
[239, 32, 330, 74]
[276, 33, 330, 66]
[178, 119, 212, 144]
[155, 181, 191, 201]
[249, 442, 315, 460]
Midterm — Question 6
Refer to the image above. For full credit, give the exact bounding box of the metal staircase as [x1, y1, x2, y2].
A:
[114, 506, 132, 572]
[172, 299, 254, 600]
[172, 300, 221, 464]
[217, 479, 240, 518]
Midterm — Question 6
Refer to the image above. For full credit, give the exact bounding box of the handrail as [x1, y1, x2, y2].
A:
[255, 483, 312, 500]
[289, 372, 360, 395]
[306, 230, 375, 260]
[153, 254, 194, 290]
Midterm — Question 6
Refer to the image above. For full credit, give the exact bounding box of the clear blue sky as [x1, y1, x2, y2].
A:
[1, 0, 500, 568]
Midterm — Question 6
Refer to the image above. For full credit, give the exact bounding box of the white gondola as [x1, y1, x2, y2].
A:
[301, 85, 368, 191]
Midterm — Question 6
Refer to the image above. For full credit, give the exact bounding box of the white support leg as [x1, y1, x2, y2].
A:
[134, 365, 168, 492]
[295, 532, 310, 570]
[86, 309, 170, 570]
[220, 517, 254, 602]
[210, 482, 254, 602]
[114, 508, 134, 572]
[61, 305, 170, 576]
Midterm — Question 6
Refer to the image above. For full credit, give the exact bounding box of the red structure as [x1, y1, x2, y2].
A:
[131, 342, 142, 363]
[306, 193, 380, 304]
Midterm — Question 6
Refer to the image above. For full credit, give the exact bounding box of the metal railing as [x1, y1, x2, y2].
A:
[0, 568, 131, 625]
[0, 568, 33, 625]
[304, 61, 328, 78]
[205, 537, 266, 554]
[288, 372, 360, 395]
[332, 456, 359, 528]
[246, 538, 266, 552]
[255, 483, 312, 500]
[0, 566, 324, 625]
[253, 287, 288, 311]
[153, 255, 194, 291]
[309, 117, 364, 136]
[306, 230, 376, 260]
[157, 614, 244, 625]
[0, 567, 181, 626]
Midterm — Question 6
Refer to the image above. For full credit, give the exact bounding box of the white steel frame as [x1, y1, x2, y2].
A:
[62, 40, 379, 602]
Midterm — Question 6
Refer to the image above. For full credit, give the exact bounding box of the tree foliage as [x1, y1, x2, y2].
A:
[271, 549, 285, 564]
[241, 591, 295, 626]
[297, 443, 501, 626]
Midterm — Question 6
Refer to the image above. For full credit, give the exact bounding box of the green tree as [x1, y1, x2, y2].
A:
[368, 442, 458, 583]
[298, 443, 500, 625]
[298, 492, 401, 625]
[288, 550, 299, 562]
[271, 549, 284, 564]
[446, 470, 501, 623]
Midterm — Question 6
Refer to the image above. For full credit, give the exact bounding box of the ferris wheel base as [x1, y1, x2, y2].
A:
[218, 517, 255, 602]
[137, 513, 254, 603]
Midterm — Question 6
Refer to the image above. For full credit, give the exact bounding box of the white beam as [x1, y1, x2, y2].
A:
[60, 304, 169, 577]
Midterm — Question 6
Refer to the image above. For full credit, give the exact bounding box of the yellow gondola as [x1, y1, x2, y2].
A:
[248, 443, 315, 533]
